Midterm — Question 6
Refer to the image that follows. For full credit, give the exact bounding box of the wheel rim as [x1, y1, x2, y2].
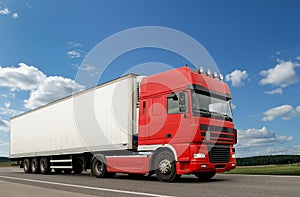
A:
[95, 161, 104, 175]
[32, 160, 37, 170]
[40, 160, 46, 171]
[158, 159, 172, 174]
[24, 160, 29, 171]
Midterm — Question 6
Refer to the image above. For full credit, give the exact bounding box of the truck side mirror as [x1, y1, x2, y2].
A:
[167, 93, 178, 101]
[179, 91, 187, 113]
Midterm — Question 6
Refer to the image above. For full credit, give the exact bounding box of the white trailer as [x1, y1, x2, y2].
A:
[10, 74, 140, 174]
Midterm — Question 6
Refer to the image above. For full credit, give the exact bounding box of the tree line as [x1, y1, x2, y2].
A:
[0, 157, 9, 162]
[237, 155, 300, 166]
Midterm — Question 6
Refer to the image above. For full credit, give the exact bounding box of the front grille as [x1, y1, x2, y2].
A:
[209, 146, 230, 163]
[200, 124, 235, 144]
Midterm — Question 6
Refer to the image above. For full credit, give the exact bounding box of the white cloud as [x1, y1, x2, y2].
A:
[11, 12, 18, 19]
[262, 104, 300, 121]
[0, 107, 22, 117]
[78, 64, 98, 72]
[296, 56, 300, 61]
[0, 63, 46, 91]
[231, 103, 236, 110]
[259, 61, 300, 87]
[66, 41, 85, 59]
[236, 127, 294, 157]
[0, 118, 9, 132]
[0, 63, 85, 110]
[0, 7, 10, 15]
[236, 127, 293, 149]
[225, 70, 248, 87]
[4, 102, 10, 108]
[67, 50, 82, 58]
[1, 92, 15, 98]
[264, 88, 283, 95]
[72, 63, 100, 77]
[24, 76, 84, 109]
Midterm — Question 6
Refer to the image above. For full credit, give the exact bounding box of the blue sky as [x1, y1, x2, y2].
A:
[0, 0, 299, 157]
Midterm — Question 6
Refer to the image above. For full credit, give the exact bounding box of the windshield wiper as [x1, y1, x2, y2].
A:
[222, 113, 233, 121]
[211, 111, 233, 121]
[194, 108, 211, 116]
[194, 108, 209, 113]
[194, 108, 233, 121]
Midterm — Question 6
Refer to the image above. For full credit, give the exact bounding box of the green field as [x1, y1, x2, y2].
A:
[226, 163, 300, 175]
[0, 162, 12, 167]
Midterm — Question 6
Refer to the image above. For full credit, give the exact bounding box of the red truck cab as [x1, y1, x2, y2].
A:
[137, 66, 236, 181]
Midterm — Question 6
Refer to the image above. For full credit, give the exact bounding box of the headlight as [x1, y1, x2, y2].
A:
[193, 153, 206, 159]
[232, 153, 236, 158]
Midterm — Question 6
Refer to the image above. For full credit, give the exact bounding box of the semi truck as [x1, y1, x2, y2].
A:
[10, 66, 237, 182]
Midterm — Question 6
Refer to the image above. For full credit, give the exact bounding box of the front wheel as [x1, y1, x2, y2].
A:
[91, 156, 107, 178]
[154, 151, 180, 182]
[194, 171, 216, 181]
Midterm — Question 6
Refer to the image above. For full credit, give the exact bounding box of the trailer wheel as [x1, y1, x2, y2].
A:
[154, 151, 180, 182]
[23, 158, 31, 173]
[194, 171, 216, 181]
[91, 157, 112, 178]
[31, 158, 40, 174]
[40, 157, 51, 174]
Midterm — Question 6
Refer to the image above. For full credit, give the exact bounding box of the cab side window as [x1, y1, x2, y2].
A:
[167, 93, 180, 114]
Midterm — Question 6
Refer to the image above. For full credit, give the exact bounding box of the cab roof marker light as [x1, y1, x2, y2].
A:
[213, 71, 218, 78]
[219, 74, 224, 81]
[199, 66, 204, 74]
[206, 69, 211, 76]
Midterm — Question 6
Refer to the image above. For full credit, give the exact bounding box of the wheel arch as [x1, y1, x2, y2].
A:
[91, 153, 107, 164]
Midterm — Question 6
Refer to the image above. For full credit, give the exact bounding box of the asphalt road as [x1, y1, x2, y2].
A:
[0, 167, 299, 197]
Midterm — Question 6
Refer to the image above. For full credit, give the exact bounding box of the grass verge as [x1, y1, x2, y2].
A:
[225, 163, 300, 175]
[0, 161, 14, 167]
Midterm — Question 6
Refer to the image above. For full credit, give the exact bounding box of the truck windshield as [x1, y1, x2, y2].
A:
[192, 91, 233, 121]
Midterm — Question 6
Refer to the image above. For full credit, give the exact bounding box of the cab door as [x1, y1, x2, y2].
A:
[147, 96, 167, 144]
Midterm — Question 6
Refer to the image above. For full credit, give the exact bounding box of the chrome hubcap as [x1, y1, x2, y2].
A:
[159, 159, 172, 174]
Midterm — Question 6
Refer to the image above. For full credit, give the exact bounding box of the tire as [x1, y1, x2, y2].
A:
[23, 158, 31, 173]
[72, 159, 83, 174]
[31, 158, 40, 174]
[194, 171, 216, 181]
[154, 150, 180, 182]
[91, 156, 113, 178]
[40, 157, 51, 174]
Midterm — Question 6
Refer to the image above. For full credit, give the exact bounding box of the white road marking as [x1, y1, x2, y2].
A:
[224, 174, 300, 178]
[0, 175, 174, 197]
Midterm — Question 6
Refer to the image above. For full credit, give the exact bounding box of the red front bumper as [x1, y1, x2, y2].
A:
[175, 144, 236, 175]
